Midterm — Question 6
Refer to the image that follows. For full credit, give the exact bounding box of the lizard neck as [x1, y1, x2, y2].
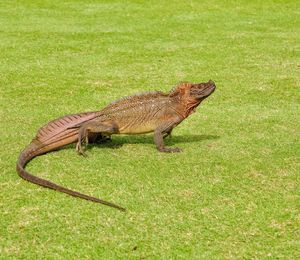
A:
[170, 96, 201, 119]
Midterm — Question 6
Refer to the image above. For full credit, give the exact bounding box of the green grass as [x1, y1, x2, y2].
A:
[1, 0, 299, 258]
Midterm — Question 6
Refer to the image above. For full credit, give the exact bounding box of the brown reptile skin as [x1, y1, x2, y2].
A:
[16, 80, 216, 211]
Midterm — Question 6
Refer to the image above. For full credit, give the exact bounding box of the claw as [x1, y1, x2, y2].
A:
[76, 127, 89, 156]
[76, 141, 87, 156]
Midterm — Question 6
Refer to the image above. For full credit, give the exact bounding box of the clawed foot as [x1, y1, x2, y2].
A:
[158, 147, 182, 153]
[76, 141, 87, 156]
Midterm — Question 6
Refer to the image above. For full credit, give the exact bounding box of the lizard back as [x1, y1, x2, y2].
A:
[98, 91, 176, 134]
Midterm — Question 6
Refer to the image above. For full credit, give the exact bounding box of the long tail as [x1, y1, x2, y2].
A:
[16, 114, 125, 211]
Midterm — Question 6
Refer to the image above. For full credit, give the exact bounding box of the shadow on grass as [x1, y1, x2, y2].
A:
[60, 134, 219, 153]
[87, 134, 220, 150]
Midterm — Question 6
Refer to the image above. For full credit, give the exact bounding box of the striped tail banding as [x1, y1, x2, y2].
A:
[16, 112, 125, 211]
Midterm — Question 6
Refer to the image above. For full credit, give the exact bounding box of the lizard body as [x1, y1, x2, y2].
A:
[16, 80, 216, 211]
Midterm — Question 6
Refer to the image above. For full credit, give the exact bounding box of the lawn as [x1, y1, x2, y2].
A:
[0, 0, 299, 258]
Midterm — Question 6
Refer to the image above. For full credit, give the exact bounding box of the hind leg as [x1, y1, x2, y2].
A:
[76, 121, 118, 155]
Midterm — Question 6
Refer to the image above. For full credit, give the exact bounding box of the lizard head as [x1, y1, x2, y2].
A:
[170, 80, 216, 101]
[188, 80, 216, 101]
[170, 80, 216, 117]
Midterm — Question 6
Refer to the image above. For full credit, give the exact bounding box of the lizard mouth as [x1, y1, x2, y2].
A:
[200, 85, 215, 96]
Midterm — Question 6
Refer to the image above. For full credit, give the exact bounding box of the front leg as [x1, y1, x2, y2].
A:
[154, 122, 182, 153]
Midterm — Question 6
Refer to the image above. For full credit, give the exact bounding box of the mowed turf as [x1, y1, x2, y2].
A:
[0, 0, 299, 258]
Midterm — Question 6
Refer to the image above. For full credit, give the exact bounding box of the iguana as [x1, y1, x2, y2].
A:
[17, 80, 216, 211]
